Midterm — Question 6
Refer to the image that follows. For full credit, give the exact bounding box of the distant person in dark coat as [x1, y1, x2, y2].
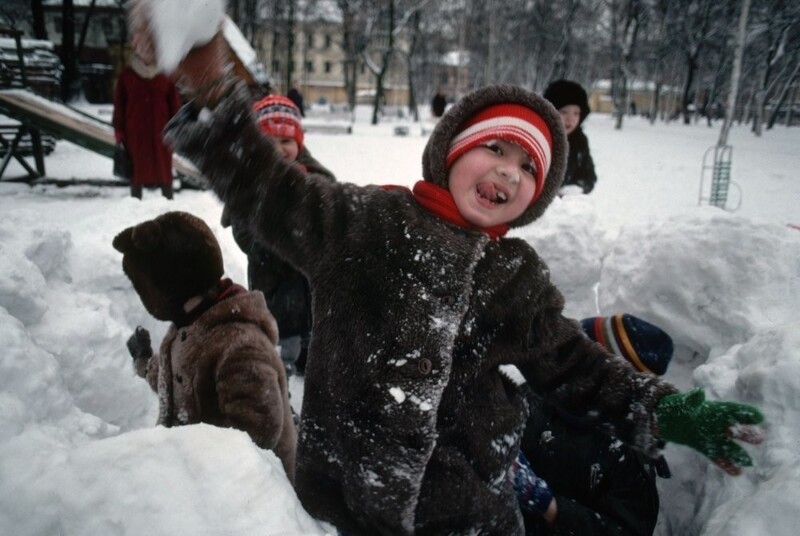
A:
[431, 88, 447, 118]
[113, 53, 181, 199]
[512, 314, 674, 535]
[543, 79, 597, 195]
[287, 80, 305, 117]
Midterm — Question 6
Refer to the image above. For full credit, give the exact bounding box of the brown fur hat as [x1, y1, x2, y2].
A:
[113, 211, 224, 322]
[421, 84, 568, 228]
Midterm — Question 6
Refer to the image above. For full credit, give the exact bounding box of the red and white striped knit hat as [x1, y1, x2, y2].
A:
[445, 103, 553, 203]
[253, 95, 304, 151]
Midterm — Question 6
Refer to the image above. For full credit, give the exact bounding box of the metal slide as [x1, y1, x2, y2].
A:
[0, 88, 205, 186]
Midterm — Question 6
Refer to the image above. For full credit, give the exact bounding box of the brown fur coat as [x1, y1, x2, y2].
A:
[135, 290, 297, 481]
[165, 84, 676, 535]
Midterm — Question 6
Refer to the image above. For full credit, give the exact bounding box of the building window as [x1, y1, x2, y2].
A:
[324, 34, 332, 48]
[324, 61, 332, 74]
[272, 60, 280, 73]
[360, 62, 366, 74]
[305, 60, 314, 73]
[307, 33, 313, 48]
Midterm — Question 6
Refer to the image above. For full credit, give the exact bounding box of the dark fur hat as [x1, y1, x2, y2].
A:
[543, 79, 591, 123]
[113, 211, 224, 322]
[421, 84, 568, 228]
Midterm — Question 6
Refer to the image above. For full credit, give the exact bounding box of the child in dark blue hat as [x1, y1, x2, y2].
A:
[580, 314, 674, 376]
[512, 314, 674, 534]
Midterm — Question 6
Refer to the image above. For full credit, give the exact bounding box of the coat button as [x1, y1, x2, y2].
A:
[180, 331, 187, 341]
[418, 358, 432, 375]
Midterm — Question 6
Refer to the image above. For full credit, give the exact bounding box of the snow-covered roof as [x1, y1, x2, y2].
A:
[222, 17, 272, 86]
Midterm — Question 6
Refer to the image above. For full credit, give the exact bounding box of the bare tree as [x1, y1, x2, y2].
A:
[719, 0, 752, 145]
[607, 0, 645, 129]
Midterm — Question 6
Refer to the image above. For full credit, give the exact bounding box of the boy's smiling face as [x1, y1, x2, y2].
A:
[559, 104, 582, 135]
[448, 139, 537, 228]
[274, 136, 300, 162]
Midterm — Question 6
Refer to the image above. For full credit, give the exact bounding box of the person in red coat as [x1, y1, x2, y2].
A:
[113, 53, 181, 199]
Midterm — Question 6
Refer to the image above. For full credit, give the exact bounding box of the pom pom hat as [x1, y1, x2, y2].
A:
[580, 314, 674, 376]
[253, 95, 304, 152]
[445, 103, 554, 204]
[422, 85, 568, 228]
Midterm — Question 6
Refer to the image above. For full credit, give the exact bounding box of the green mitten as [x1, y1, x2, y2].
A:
[656, 388, 764, 468]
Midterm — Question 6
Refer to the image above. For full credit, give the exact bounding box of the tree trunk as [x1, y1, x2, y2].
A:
[681, 55, 697, 125]
[32, 0, 48, 40]
[406, 11, 421, 122]
[61, 0, 76, 102]
[766, 58, 800, 129]
[285, 1, 296, 96]
[718, 0, 750, 146]
[370, 1, 395, 125]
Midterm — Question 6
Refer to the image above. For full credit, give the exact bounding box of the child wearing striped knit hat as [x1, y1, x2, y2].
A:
[161, 28, 765, 531]
[580, 314, 674, 376]
[221, 94, 336, 378]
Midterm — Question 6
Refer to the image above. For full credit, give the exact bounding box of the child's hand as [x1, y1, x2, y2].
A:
[126, 326, 153, 360]
[656, 388, 765, 476]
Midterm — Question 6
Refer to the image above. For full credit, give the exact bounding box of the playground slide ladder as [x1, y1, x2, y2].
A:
[698, 144, 742, 211]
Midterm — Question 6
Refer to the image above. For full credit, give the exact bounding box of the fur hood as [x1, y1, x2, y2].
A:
[421, 85, 568, 228]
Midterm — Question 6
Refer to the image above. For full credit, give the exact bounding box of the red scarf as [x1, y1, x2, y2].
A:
[180, 278, 248, 327]
[384, 181, 509, 240]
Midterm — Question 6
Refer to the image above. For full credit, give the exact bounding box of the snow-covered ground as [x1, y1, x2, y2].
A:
[1, 105, 798, 535]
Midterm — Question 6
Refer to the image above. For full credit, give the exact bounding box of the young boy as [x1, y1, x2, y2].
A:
[136, 26, 762, 535]
[114, 211, 297, 481]
[512, 314, 675, 534]
[221, 95, 336, 376]
[543, 79, 598, 195]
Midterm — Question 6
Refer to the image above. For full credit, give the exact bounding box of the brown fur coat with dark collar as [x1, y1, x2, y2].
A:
[135, 290, 297, 481]
[164, 84, 677, 535]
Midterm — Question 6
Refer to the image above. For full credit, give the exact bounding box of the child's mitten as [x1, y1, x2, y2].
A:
[509, 451, 554, 516]
[656, 388, 764, 475]
[126, 326, 153, 360]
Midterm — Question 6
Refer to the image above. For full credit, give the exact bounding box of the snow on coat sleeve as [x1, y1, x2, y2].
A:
[514, 250, 677, 458]
[163, 83, 352, 278]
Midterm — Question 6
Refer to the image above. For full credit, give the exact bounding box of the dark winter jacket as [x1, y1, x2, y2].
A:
[164, 83, 677, 536]
[221, 148, 336, 346]
[134, 290, 297, 481]
[520, 391, 660, 536]
[112, 63, 181, 187]
[562, 127, 597, 194]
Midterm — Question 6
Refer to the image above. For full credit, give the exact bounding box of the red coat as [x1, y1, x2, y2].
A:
[113, 66, 181, 186]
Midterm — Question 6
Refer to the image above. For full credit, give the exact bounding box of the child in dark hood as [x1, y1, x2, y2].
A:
[114, 211, 297, 482]
[130, 20, 764, 535]
[543, 79, 598, 195]
[221, 95, 336, 377]
[513, 314, 675, 535]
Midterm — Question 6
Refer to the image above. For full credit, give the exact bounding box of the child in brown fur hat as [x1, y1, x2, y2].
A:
[127, 13, 763, 535]
[113, 210, 297, 482]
